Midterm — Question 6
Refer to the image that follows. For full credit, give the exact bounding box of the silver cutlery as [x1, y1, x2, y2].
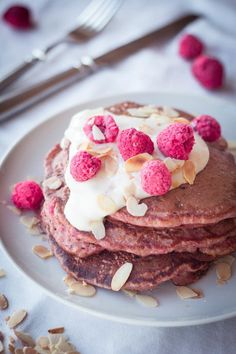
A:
[0, 14, 198, 122]
[0, 0, 123, 92]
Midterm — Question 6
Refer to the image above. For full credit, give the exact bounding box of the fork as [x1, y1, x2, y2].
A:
[0, 0, 122, 92]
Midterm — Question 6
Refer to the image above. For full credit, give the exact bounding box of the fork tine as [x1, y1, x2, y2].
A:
[91, 0, 122, 32]
[76, 0, 107, 27]
[80, 0, 115, 30]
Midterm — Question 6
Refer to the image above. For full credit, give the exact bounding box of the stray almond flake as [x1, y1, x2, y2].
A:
[14, 330, 35, 347]
[36, 336, 49, 350]
[122, 289, 137, 297]
[161, 106, 179, 117]
[216, 262, 231, 283]
[164, 157, 184, 172]
[0, 293, 8, 310]
[103, 156, 118, 177]
[135, 294, 159, 307]
[183, 160, 196, 185]
[7, 205, 22, 215]
[0, 269, 6, 278]
[111, 262, 133, 291]
[176, 286, 200, 299]
[126, 196, 148, 217]
[48, 327, 64, 334]
[7, 309, 27, 329]
[27, 225, 42, 236]
[32, 245, 53, 259]
[55, 337, 75, 352]
[20, 216, 39, 229]
[97, 194, 117, 213]
[173, 117, 190, 124]
[70, 281, 96, 297]
[124, 153, 153, 173]
[92, 125, 105, 141]
[90, 220, 106, 240]
[43, 176, 62, 190]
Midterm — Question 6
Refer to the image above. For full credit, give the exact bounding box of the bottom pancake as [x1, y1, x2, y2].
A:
[49, 235, 211, 291]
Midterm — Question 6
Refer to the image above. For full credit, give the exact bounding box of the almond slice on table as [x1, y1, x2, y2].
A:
[0, 294, 8, 310]
[90, 220, 106, 240]
[124, 153, 153, 173]
[36, 336, 50, 350]
[32, 245, 53, 259]
[183, 160, 196, 185]
[135, 294, 159, 307]
[216, 262, 231, 283]
[0, 268, 6, 278]
[173, 117, 190, 124]
[122, 289, 137, 297]
[14, 330, 35, 347]
[176, 286, 200, 299]
[69, 281, 96, 297]
[97, 194, 117, 213]
[126, 196, 148, 217]
[92, 125, 105, 141]
[6, 309, 27, 329]
[111, 262, 133, 291]
[42, 176, 62, 190]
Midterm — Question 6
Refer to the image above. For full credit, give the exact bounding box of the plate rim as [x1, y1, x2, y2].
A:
[1, 90, 236, 327]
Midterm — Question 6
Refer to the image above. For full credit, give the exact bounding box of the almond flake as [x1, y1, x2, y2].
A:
[164, 157, 184, 172]
[0, 269, 6, 278]
[97, 194, 117, 213]
[128, 106, 158, 118]
[43, 176, 62, 190]
[173, 117, 190, 124]
[135, 294, 159, 307]
[124, 153, 153, 173]
[70, 281, 96, 297]
[176, 286, 200, 299]
[27, 225, 43, 236]
[92, 146, 113, 157]
[122, 289, 137, 297]
[7, 309, 27, 329]
[216, 262, 231, 283]
[92, 125, 105, 141]
[8, 343, 15, 353]
[0, 294, 8, 310]
[161, 106, 179, 117]
[63, 275, 77, 287]
[215, 255, 235, 266]
[14, 330, 35, 347]
[103, 156, 118, 176]
[7, 205, 22, 215]
[126, 196, 148, 217]
[55, 336, 76, 352]
[123, 182, 136, 200]
[183, 160, 196, 185]
[90, 220, 106, 240]
[48, 327, 64, 334]
[111, 262, 133, 291]
[32, 245, 53, 259]
[139, 124, 154, 135]
[20, 216, 39, 229]
[36, 336, 50, 350]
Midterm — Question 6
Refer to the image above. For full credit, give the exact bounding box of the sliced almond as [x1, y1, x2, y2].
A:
[32, 245, 53, 259]
[216, 262, 231, 283]
[176, 286, 200, 299]
[122, 289, 137, 297]
[54, 336, 76, 352]
[14, 330, 35, 347]
[93, 146, 113, 157]
[128, 106, 158, 118]
[27, 225, 43, 236]
[8, 343, 15, 353]
[0, 294, 8, 310]
[126, 196, 148, 217]
[111, 262, 133, 291]
[0, 269, 6, 278]
[97, 194, 117, 213]
[90, 220, 106, 240]
[183, 160, 196, 185]
[20, 216, 39, 229]
[123, 181, 136, 200]
[103, 155, 118, 177]
[161, 106, 179, 117]
[135, 294, 159, 307]
[43, 176, 62, 190]
[173, 117, 190, 124]
[63, 275, 77, 288]
[69, 281, 96, 297]
[36, 336, 50, 350]
[7, 205, 22, 215]
[7, 309, 27, 329]
[48, 327, 64, 334]
[138, 124, 154, 135]
[164, 157, 184, 172]
[124, 153, 153, 173]
[92, 125, 105, 141]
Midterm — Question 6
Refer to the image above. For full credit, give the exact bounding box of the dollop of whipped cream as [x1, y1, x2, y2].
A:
[62, 106, 209, 233]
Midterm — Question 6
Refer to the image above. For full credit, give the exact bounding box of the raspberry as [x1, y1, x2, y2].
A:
[192, 55, 224, 90]
[117, 128, 154, 161]
[3, 5, 34, 29]
[192, 115, 221, 142]
[157, 123, 194, 160]
[83, 114, 119, 144]
[141, 160, 171, 196]
[11, 180, 44, 210]
[70, 151, 101, 182]
[179, 34, 204, 60]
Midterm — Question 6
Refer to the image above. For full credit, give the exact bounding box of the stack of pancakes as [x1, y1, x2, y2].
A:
[41, 102, 236, 291]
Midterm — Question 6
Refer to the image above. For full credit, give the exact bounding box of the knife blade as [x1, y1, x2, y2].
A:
[0, 14, 198, 121]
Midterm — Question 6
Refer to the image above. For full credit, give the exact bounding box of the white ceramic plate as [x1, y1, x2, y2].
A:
[1, 92, 236, 327]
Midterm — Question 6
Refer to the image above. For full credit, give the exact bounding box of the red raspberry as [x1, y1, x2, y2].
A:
[11, 180, 44, 210]
[70, 151, 101, 182]
[3, 5, 34, 29]
[83, 115, 119, 144]
[192, 55, 224, 90]
[192, 115, 221, 142]
[117, 128, 154, 161]
[141, 160, 171, 196]
[157, 123, 194, 160]
[179, 34, 204, 60]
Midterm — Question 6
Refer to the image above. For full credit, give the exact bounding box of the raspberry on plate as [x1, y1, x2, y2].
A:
[3, 5, 34, 29]
[141, 160, 171, 196]
[157, 123, 195, 160]
[83, 114, 119, 144]
[117, 128, 154, 161]
[70, 151, 101, 182]
[192, 115, 221, 142]
[11, 180, 44, 210]
[192, 55, 224, 90]
[179, 34, 204, 60]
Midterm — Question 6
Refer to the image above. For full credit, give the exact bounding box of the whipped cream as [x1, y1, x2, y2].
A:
[63, 107, 209, 232]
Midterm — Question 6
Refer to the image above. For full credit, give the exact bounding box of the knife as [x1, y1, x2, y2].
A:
[0, 14, 198, 122]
